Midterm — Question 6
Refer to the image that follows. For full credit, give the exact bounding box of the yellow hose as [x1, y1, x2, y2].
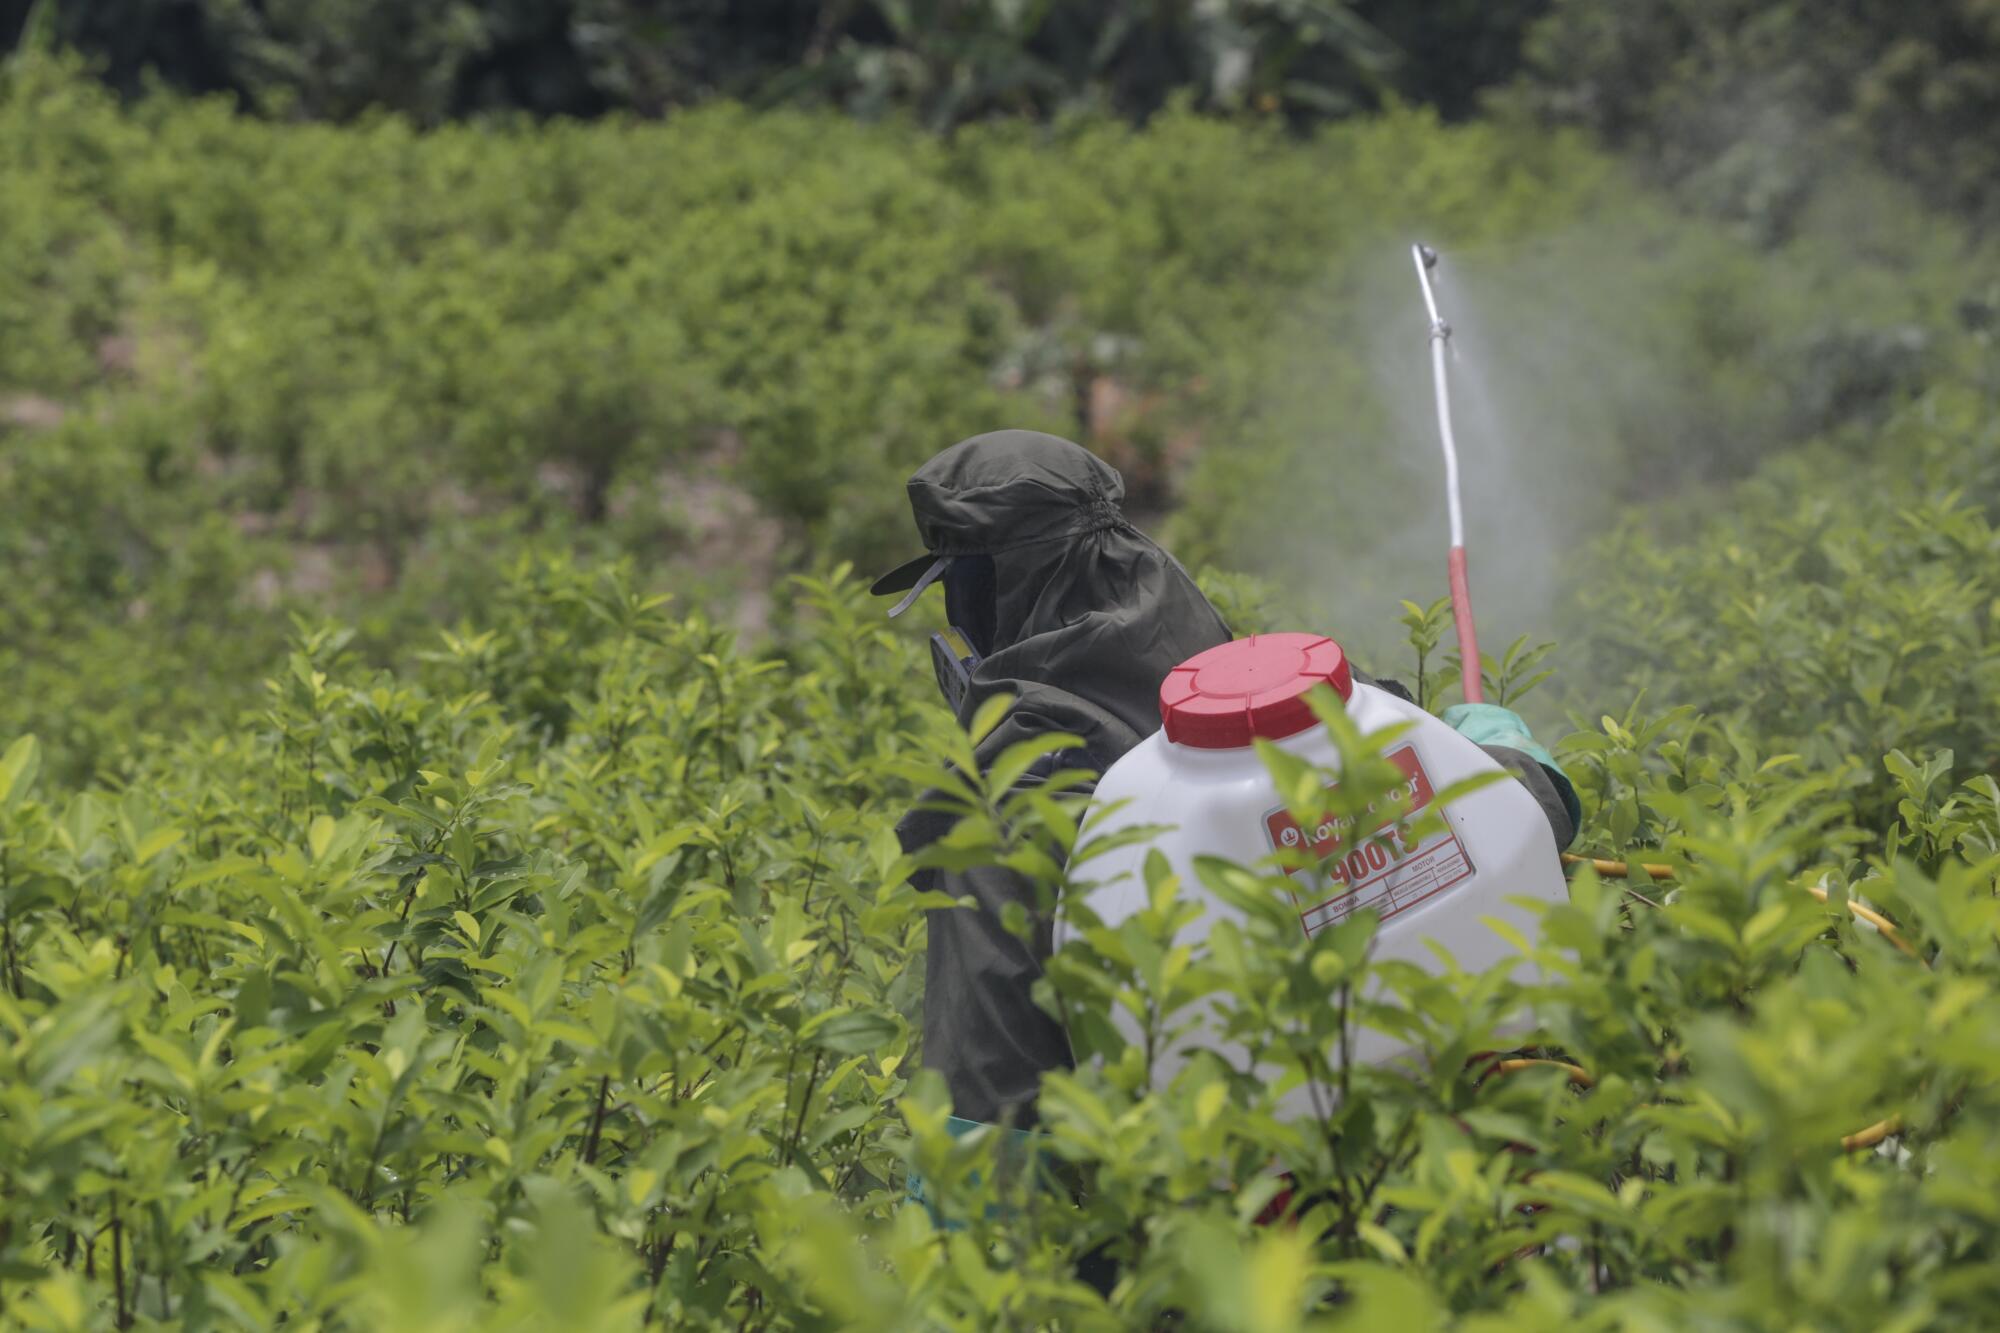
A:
[1799, 882, 1921, 961]
[1562, 852, 1674, 880]
[1485, 1058, 1594, 1087]
[1840, 1114, 1905, 1153]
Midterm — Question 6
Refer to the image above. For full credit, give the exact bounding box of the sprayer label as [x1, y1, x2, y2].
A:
[1262, 744, 1476, 938]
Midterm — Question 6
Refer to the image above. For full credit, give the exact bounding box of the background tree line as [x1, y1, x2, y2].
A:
[7, 0, 1998, 228]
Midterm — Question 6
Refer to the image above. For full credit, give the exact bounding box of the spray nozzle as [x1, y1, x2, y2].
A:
[1411, 242, 1449, 342]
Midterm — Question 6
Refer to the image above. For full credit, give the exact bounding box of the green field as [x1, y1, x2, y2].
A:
[5, 26, 2000, 1330]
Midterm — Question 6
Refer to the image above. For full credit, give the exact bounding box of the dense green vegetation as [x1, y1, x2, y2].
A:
[16, 0, 1997, 232]
[1516, 0, 2000, 232]
[1567, 382, 2000, 830]
[6, 16, 2000, 1328]
[8, 377, 2000, 1325]
[0, 0, 1540, 128]
[1, 53, 1976, 780]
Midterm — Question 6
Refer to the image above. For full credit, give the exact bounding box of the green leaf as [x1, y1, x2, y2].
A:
[136, 826, 186, 865]
[805, 1009, 899, 1055]
[0, 735, 39, 809]
[307, 815, 337, 863]
[966, 693, 1014, 749]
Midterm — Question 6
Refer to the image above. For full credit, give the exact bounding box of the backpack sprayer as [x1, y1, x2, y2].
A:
[1050, 242, 1917, 1166]
[1060, 246, 1575, 1104]
[1411, 242, 1484, 703]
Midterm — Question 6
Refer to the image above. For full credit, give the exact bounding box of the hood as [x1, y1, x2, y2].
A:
[898, 430, 1233, 746]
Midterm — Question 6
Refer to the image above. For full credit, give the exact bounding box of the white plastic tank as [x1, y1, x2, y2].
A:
[1059, 632, 1566, 1108]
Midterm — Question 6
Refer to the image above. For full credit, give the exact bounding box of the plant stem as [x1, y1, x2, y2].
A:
[584, 1074, 612, 1165]
[111, 1202, 129, 1330]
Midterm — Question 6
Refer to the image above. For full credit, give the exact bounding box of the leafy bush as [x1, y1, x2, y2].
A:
[1562, 380, 2000, 831]
[0, 560, 940, 1327]
[8, 51, 1977, 786]
[7, 500, 2000, 1325]
[0, 53, 1617, 563]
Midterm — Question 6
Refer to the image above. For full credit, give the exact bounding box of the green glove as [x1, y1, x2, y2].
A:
[1442, 703, 1582, 847]
[1441, 702, 1560, 773]
[906, 1115, 1048, 1229]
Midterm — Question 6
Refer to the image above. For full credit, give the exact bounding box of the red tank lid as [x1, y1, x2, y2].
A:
[1159, 633, 1352, 749]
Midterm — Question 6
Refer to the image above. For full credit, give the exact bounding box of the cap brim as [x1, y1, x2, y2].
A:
[869, 552, 943, 598]
[875, 555, 952, 618]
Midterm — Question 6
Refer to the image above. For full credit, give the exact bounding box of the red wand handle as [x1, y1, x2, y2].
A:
[1449, 544, 1482, 703]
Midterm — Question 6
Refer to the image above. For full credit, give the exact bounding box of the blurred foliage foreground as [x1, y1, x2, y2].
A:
[7, 380, 2000, 1329]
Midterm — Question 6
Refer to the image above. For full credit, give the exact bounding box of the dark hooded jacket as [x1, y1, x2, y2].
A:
[890, 431, 1578, 1127]
[890, 431, 1233, 1125]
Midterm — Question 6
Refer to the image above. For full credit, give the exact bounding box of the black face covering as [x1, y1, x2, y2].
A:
[942, 554, 998, 657]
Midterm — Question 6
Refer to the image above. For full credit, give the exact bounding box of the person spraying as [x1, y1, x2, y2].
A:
[873, 429, 1232, 1129]
[875, 428, 1577, 1138]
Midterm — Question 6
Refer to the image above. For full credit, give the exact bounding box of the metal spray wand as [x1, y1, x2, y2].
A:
[1411, 243, 1484, 703]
